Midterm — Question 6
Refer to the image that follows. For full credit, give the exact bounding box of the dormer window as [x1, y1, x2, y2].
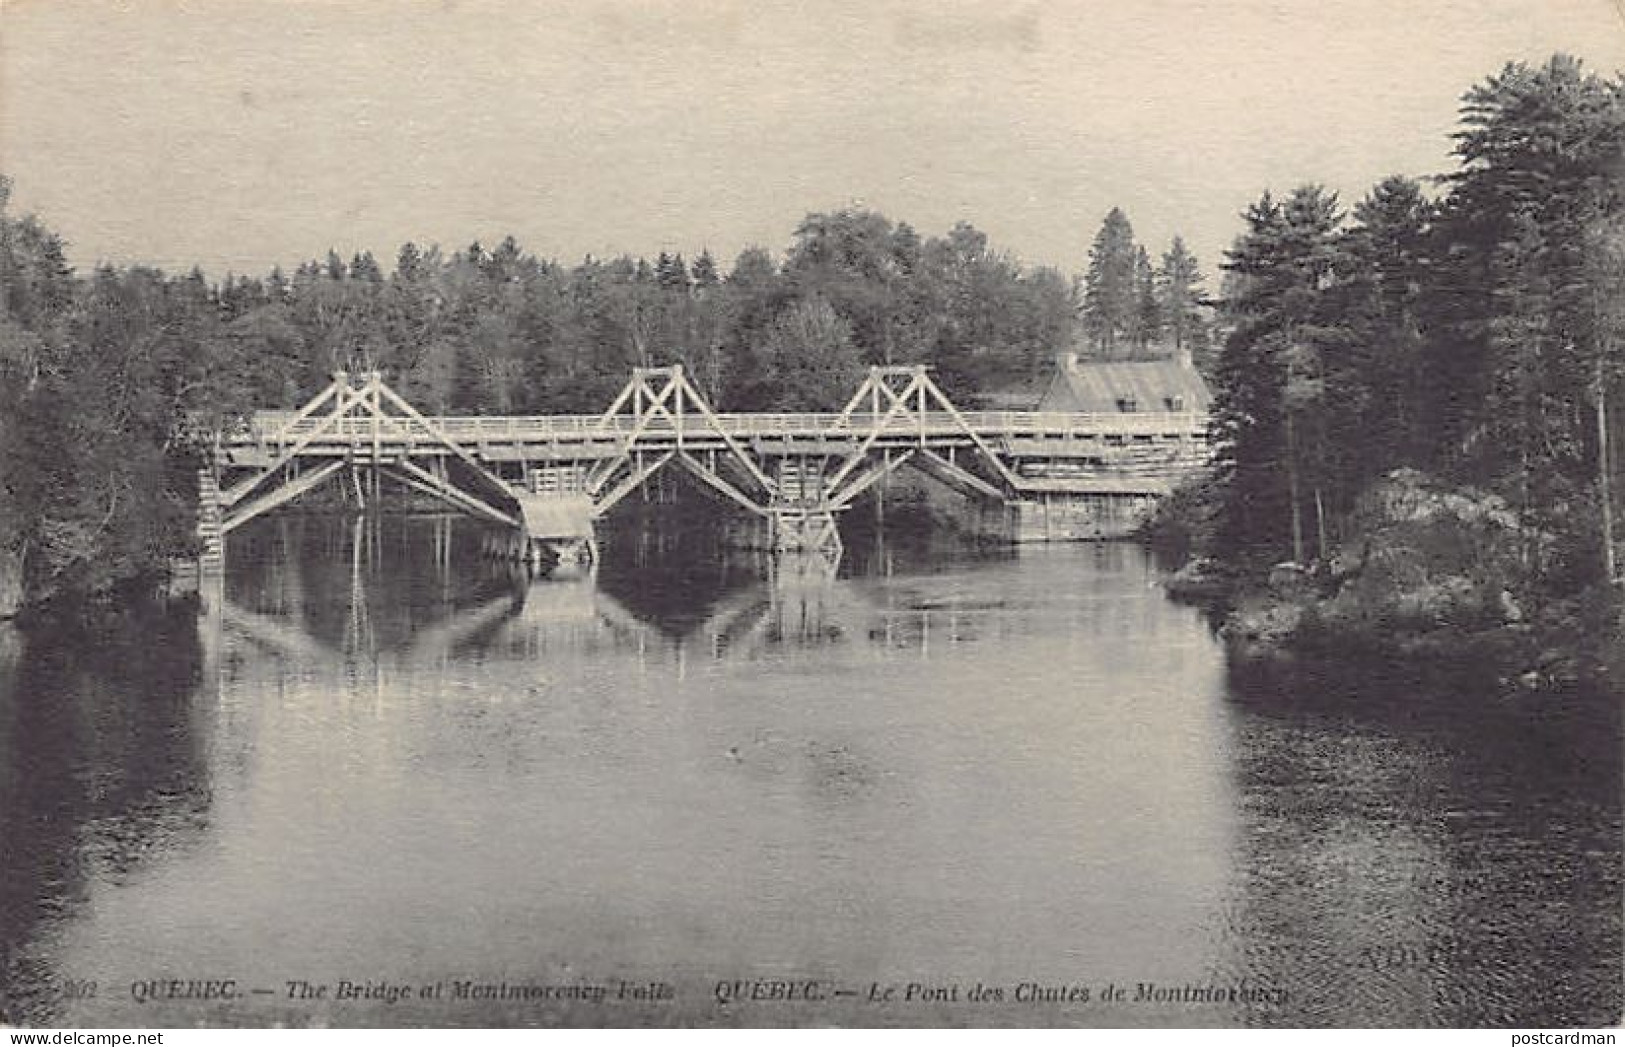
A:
[1115, 397, 1138, 413]
[1165, 395, 1186, 411]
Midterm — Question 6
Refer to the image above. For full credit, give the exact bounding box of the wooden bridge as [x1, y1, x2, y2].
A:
[199, 365, 1210, 572]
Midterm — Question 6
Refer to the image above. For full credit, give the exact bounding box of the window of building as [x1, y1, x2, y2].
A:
[1165, 395, 1186, 411]
[1115, 397, 1138, 413]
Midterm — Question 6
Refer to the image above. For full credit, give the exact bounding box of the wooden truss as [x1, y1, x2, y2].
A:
[589, 365, 777, 517]
[216, 371, 522, 535]
[823, 365, 1019, 506]
[202, 363, 1036, 566]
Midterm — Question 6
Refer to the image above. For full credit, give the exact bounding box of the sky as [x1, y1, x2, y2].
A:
[2, 0, 1623, 283]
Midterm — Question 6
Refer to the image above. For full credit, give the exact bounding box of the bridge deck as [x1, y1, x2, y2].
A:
[226, 409, 1208, 453]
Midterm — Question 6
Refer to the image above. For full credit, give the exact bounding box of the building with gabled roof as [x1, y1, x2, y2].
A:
[1002, 348, 1214, 540]
[1037, 350, 1212, 415]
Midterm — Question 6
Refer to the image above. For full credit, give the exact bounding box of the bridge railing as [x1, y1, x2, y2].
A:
[231, 409, 1209, 445]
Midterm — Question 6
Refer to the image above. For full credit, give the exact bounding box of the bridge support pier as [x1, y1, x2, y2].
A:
[541, 534, 599, 573]
[766, 456, 843, 556]
[480, 529, 597, 571]
[499, 488, 599, 574]
[769, 509, 842, 556]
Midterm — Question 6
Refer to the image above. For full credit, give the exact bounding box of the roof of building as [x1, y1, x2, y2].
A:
[1038, 356, 1212, 414]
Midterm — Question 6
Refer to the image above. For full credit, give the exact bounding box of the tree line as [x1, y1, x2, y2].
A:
[162, 210, 1083, 418]
[1206, 54, 1625, 615]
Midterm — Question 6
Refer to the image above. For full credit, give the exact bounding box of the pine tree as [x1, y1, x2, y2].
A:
[350, 250, 383, 283]
[1432, 55, 1625, 582]
[1081, 207, 1138, 357]
[1157, 236, 1208, 367]
[1214, 187, 1348, 564]
[690, 249, 719, 291]
[1131, 245, 1160, 352]
[1340, 176, 1433, 472]
[394, 242, 424, 282]
[655, 250, 689, 293]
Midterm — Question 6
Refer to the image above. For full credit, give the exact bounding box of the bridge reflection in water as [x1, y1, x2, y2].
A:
[201, 513, 1088, 690]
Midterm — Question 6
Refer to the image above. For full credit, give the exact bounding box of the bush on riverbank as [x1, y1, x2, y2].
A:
[1138, 476, 1223, 566]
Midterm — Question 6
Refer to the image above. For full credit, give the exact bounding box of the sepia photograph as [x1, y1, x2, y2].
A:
[0, 0, 1621, 1033]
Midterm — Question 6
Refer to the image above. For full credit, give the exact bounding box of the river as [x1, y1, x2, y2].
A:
[0, 513, 1618, 1028]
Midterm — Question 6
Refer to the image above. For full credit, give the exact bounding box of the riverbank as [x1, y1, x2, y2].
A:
[1147, 469, 1622, 696]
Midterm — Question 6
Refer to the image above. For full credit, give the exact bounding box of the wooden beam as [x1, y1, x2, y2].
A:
[822, 378, 922, 494]
[599, 366, 778, 498]
[221, 383, 366, 507]
[392, 459, 522, 529]
[668, 367, 778, 494]
[676, 452, 770, 516]
[382, 463, 499, 521]
[914, 370, 1025, 490]
[594, 376, 638, 429]
[222, 459, 345, 534]
[586, 452, 630, 495]
[593, 451, 675, 516]
[836, 365, 912, 424]
[914, 448, 1007, 501]
[827, 449, 918, 510]
[263, 377, 343, 445]
[370, 382, 520, 507]
[625, 370, 680, 441]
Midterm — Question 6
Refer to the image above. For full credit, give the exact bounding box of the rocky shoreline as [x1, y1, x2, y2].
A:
[1152, 470, 1621, 697]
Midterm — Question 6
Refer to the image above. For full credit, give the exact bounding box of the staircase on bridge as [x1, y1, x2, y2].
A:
[770, 456, 840, 556]
[196, 468, 224, 576]
[198, 364, 1211, 574]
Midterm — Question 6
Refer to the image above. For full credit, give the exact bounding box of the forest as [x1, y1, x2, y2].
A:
[1189, 55, 1625, 683]
[1, 54, 1622, 685]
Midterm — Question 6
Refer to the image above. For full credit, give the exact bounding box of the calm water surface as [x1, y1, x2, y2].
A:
[0, 514, 1618, 1027]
